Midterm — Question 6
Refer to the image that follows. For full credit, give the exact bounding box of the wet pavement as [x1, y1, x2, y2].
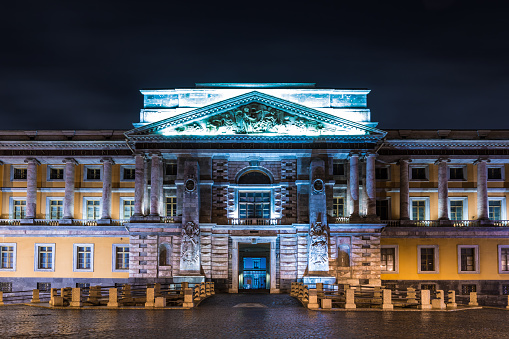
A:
[1, 293, 509, 338]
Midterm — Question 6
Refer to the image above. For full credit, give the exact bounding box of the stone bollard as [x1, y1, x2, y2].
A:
[61, 287, 72, 301]
[87, 286, 99, 304]
[432, 290, 446, 310]
[122, 284, 133, 303]
[49, 288, 58, 306]
[31, 289, 41, 303]
[469, 292, 479, 306]
[298, 284, 304, 300]
[183, 288, 194, 308]
[181, 282, 189, 295]
[0, 291, 3, 306]
[107, 288, 119, 307]
[307, 289, 319, 309]
[382, 289, 393, 310]
[447, 290, 457, 309]
[155, 296, 166, 308]
[407, 288, 417, 304]
[321, 298, 332, 309]
[206, 282, 212, 296]
[291, 282, 298, 297]
[193, 285, 201, 301]
[506, 296, 509, 310]
[316, 283, 324, 299]
[70, 288, 82, 307]
[303, 286, 309, 304]
[53, 296, 64, 307]
[211, 282, 215, 295]
[345, 288, 356, 309]
[373, 286, 383, 304]
[145, 287, 155, 308]
[154, 283, 161, 297]
[200, 283, 207, 298]
[419, 289, 432, 310]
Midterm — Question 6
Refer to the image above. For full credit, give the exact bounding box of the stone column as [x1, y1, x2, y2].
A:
[476, 159, 489, 221]
[349, 154, 360, 218]
[365, 153, 377, 218]
[150, 154, 161, 217]
[270, 240, 279, 293]
[133, 153, 145, 217]
[63, 158, 77, 220]
[143, 157, 150, 215]
[100, 158, 114, 220]
[24, 158, 39, 219]
[437, 159, 450, 221]
[229, 240, 239, 293]
[399, 159, 410, 220]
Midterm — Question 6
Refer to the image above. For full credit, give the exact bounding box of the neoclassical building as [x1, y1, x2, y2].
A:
[1, 83, 509, 297]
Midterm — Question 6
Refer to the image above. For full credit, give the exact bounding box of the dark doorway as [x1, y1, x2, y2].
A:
[239, 243, 270, 292]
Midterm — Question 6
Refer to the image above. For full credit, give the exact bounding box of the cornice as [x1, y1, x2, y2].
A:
[383, 140, 509, 148]
[129, 134, 384, 143]
[0, 141, 130, 149]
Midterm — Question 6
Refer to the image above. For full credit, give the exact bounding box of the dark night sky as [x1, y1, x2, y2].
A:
[1, 0, 508, 131]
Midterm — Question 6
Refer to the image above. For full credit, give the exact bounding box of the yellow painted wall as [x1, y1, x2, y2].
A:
[0, 236, 129, 279]
[381, 237, 509, 281]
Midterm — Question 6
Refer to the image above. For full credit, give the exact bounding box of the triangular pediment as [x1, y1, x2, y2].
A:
[125, 91, 386, 138]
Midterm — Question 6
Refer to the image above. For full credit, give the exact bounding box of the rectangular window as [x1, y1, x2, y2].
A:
[49, 167, 64, 180]
[122, 200, 135, 219]
[35, 244, 55, 271]
[333, 163, 344, 176]
[113, 245, 129, 271]
[488, 167, 503, 180]
[165, 163, 177, 176]
[499, 245, 509, 273]
[381, 246, 398, 273]
[239, 192, 270, 219]
[73, 244, 94, 272]
[13, 167, 27, 180]
[376, 200, 390, 220]
[0, 282, 12, 292]
[166, 197, 177, 217]
[76, 283, 90, 289]
[123, 168, 135, 180]
[375, 167, 389, 180]
[410, 167, 427, 180]
[461, 284, 477, 295]
[458, 245, 479, 273]
[449, 167, 465, 180]
[37, 282, 51, 292]
[418, 245, 439, 274]
[489, 200, 502, 221]
[502, 285, 509, 295]
[411, 200, 426, 221]
[450, 200, 464, 220]
[332, 197, 344, 217]
[86, 200, 100, 220]
[420, 284, 436, 293]
[86, 168, 101, 180]
[49, 200, 63, 219]
[0, 244, 15, 270]
[13, 200, 26, 219]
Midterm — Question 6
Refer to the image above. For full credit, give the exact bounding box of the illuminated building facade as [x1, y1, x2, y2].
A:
[0, 83, 508, 298]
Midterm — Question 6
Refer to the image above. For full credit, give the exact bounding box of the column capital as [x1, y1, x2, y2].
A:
[134, 152, 147, 159]
[62, 158, 78, 165]
[434, 157, 451, 165]
[397, 158, 412, 165]
[100, 157, 115, 165]
[473, 157, 490, 165]
[149, 152, 162, 158]
[348, 152, 360, 159]
[24, 158, 40, 165]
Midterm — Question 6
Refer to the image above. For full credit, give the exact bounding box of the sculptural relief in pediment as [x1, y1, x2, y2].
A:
[168, 103, 350, 136]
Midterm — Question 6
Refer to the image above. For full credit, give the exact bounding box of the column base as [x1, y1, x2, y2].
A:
[438, 219, 452, 227]
[145, 215, 161, 222]
[21, 218, 35, 224]
[478, 219, 494, 226]
[58, 219, 74, 225]
[129, 215, 147, 222]
[97, 219, 111, 225]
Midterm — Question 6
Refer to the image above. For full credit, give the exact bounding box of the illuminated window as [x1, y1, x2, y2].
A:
[499, 245, 509, 273]
[239, 192, 270, 219]
[35, 244, 55, 271]
[122, 200, 135, 219]
[166, 197, 177, 217]
[489, 198, 506, 220]
[13, 167, 27, 180]
[12, 200, 26, 219]
[418, 245, 439, 274]
[450, 200, 463, 220]
[86, 200, 100, 220]
[458, 245, 479, 273]
[49, 200, 63, 219]
[332, 197, 344, 217]
[411, 200, 426, 220]
[381, 246, 398, 273]
[113, 245, 129, 271]
[74, 244, 93, 271]
[0, 244, 15, 270]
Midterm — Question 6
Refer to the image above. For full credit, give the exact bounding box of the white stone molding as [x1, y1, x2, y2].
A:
[448, 197, 469, 221]
[457, 244, 480, 274]
[0, 243, 16, 271]
[72, 243, 94, 272]
[34, 243, 56, 272]
[417, 245, 440, 274]
[112, 244, 130, 272]
[381, 245, 399, 274]
[409, 196, 431, 221]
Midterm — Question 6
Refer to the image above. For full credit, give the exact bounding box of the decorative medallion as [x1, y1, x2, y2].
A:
[185, 179, 196, 192]
[312, 179, 324, 193]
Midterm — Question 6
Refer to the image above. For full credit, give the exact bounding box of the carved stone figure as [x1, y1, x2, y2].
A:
[181, 221, 200, 267]
[309, 221, 329, 271]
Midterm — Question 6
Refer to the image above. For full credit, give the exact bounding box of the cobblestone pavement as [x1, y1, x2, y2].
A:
[1, 294, 509, 338]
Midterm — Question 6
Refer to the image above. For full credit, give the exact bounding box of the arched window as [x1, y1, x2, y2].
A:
[159, 243, 172, 266]
[238, 171, 271, 185]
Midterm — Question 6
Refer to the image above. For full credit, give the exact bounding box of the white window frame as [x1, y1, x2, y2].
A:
[448, 165, 467, 181]
[498, 245, 509, 274]
[83, 165, 102, 181]
[375, 165, 391, 181]
[417, 245, 439, 274]
[448, 197, 469, 221]
[0, 243, 16, 271]
[73, 243, 94, 272]
[120, 165, 136, 182]
[34, 243, 56, 272]
[82, 197, 101, 220]
[458, 245, 480, 274]
[112, 244, 129, 272]
[381, 245, 399, 274]
[487, 165, 505, 182]
[409, 197, 430, 220]
[489, 197, 507, 220]
[47, 165, 65, 182]
[119, 197, 135, 219]
[10, 165, 28, 182]
[409, 165, 429, 181]
[9, 197, 27, 219]
[45, 197, 64, 220]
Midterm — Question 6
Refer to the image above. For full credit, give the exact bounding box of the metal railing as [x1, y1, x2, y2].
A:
[228, 218, 281, 225]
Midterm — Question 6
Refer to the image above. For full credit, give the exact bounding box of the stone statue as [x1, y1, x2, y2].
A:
[181, 221, 200, 266]
[309, 221, 329, 271]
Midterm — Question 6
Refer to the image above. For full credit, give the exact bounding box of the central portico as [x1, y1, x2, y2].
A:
[124, 83, 386, 292]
